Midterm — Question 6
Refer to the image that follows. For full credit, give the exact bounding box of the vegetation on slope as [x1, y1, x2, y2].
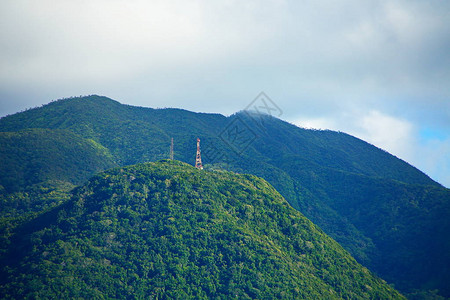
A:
[0, 161, 404, 299]
[0, 128, 116, 193]
[0, 95, 448, 297]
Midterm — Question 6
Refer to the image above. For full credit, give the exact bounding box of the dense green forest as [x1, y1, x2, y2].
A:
[0, 128, 116, 193]
[0, 161, 404, 299]
[0, 95, 449, 298]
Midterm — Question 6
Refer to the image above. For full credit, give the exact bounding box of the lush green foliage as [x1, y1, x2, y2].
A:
[0, 128, 116, 193]
[0, 95, 449, 297]
[0, 161, 404, 299]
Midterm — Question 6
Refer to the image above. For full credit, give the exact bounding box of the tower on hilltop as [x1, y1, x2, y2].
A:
[195, 138, 203, 169]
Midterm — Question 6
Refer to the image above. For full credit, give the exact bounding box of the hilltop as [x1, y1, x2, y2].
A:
[0, 161, 404, 299]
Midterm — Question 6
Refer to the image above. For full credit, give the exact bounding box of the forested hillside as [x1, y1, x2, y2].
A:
[1, 95, 449, 297]
[0, 161, 404, 299]
[0, 128, 116, 193]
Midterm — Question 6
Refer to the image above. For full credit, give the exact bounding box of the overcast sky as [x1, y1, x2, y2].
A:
[1, 0, 449, 186]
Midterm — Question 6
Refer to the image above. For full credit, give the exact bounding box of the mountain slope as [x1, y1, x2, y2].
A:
[0, 128, 116, 193]
[0, 161, 404, 299]
[0, 95, 437, 186]
[0, 95, 449, 297]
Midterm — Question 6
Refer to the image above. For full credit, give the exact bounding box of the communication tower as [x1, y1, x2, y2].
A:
[195, 138, 203, 169]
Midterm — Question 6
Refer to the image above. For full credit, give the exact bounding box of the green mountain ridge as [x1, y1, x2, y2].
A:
[0, 161, 404, 299]
[0, 128, 116, 194]
[0, 96, 438, 186]
[0, 95, 449, 298]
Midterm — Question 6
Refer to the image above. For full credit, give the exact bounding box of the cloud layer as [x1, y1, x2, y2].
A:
[295, 110, 450, 186]
[1, 0, 449, 185]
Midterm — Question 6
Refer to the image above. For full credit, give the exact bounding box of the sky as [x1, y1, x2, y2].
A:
[1, 0, 449, 187]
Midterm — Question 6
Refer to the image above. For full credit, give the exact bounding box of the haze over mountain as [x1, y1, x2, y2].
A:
[0, 95, 449, 298]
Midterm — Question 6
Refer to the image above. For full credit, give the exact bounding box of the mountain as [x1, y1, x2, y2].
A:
[0, 95, 449, 297]
[0, 161, 404, 299]
[0, 128, 116, 193]
[0, 127, 117, 227]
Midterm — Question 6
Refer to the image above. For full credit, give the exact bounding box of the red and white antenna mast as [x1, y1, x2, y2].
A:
[195, 138, 203, 169]
[170, 137, 174, 160]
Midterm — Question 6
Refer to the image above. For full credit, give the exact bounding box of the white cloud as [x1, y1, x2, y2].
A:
[0, 0, 206, 84]
[0, 0, 449, 185]
[293, 110, 450, 187]
[295, 110, 414, 157]
[358, 111, 414, 159]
